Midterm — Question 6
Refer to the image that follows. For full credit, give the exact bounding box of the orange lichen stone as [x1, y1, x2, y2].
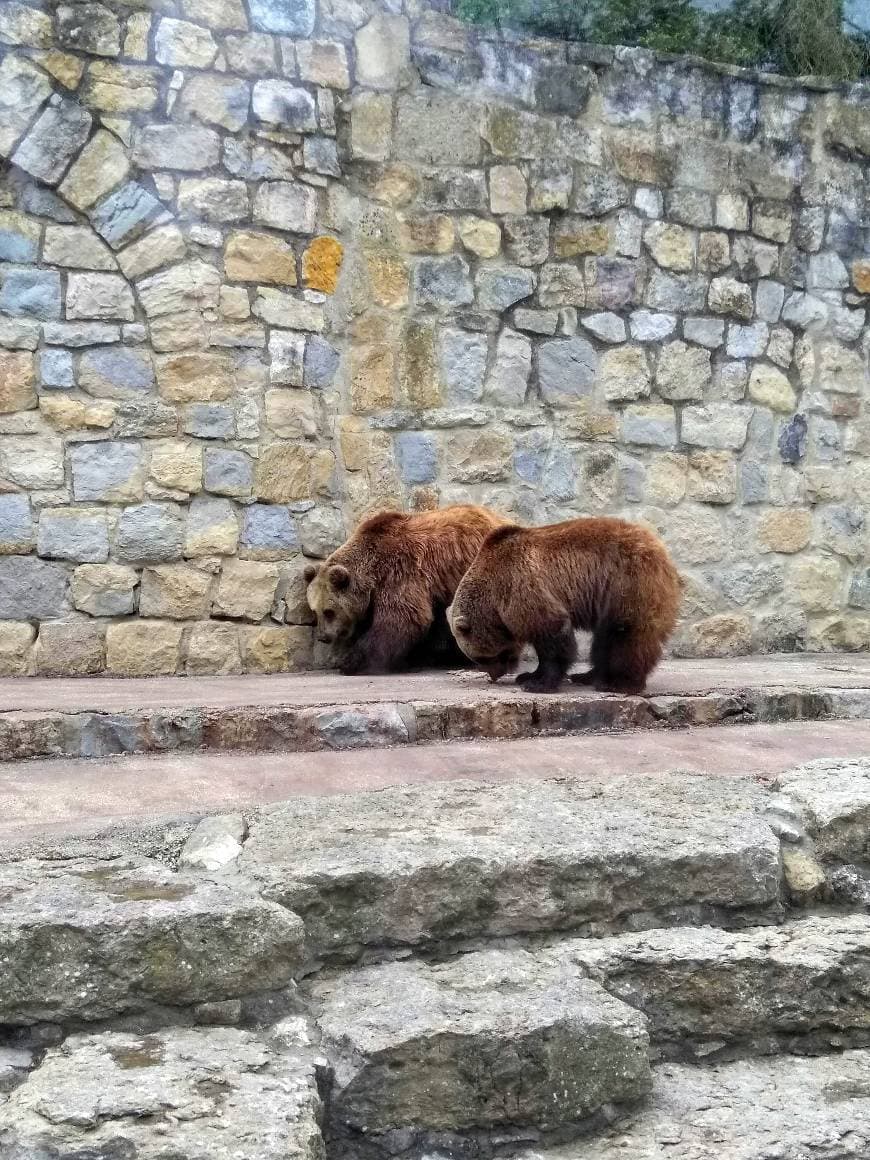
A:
[303, 236, 344, 293]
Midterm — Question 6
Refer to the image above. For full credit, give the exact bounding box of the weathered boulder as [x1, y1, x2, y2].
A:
[310, 948, 650, 1134]
[240, 773, 782, 958]
[0, 1025, 325, 1159]
[0, 856, 304, 1023]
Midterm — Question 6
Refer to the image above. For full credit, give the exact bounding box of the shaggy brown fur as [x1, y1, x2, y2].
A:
[305, 504, 506, 675]
[449, 517, 682, 695]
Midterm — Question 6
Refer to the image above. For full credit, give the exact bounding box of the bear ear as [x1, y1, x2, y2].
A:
[328, 564, 351, 591]
[453, 614, 470, 634]
[303, 564, 319, 584]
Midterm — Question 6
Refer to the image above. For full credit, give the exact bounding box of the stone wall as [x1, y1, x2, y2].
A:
[0, 0, 868, 675]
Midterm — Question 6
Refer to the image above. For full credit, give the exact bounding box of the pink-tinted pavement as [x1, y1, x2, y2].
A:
[3, 654, 870, 713]
[5, 719, 870, 846]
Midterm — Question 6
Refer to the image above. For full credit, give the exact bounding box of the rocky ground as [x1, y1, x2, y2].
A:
[3, 657, 870, 1157]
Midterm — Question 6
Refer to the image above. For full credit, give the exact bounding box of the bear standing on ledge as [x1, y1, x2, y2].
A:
[305, 505, 505, 675]
[449, 517, 682, 695]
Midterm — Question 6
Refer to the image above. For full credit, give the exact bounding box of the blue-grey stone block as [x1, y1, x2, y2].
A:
[39, 349, 75, 390]
[204, 449, 254, 497]
[115, 503, 185, 563]
[0, 268, 62, 320]
[79, 346, 155, 398]
[476, 267, 535, 312]
[413, 255, 474, 308]
[70, 442, 143, 502]
[19, 185, 77, 224]
[183, 404, 235, 440]
[12, 98, 92, 186]
[777, 415, 807, 465]
[396, 432, 437, 484]
[303, 336, 340, 389]
[241, 504, 300, 553]
[250, 0, 315, 35]
[439, 328, 488, 405]
[37, 509, 110, 563]
[849, 567, 870, 609]
[0, 221, 38, 263]
[0, 557, 68, 619]
[0, 495, 33, 550]
[538, 336, 597, 404]
[88, 182, 164, 250]
[740, 461, 768, 504]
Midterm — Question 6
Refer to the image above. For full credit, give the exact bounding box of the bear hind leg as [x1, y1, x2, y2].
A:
[569, 621, 613, 688]
[519, 619, 577, 694]
[585, 620, 663, 695]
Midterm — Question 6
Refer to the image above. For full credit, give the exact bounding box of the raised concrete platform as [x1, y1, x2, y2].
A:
[6, 720, 870, 850]
[3, 654, 870, 760]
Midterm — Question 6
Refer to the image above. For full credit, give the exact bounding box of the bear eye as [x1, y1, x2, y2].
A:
[323, 609, 335, 621]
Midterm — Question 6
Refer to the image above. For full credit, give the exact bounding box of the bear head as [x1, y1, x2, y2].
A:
[304, 563, 371, 646]
[448, 595, 521, 684]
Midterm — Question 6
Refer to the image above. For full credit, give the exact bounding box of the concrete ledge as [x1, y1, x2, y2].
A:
[2, 657, 869, 762]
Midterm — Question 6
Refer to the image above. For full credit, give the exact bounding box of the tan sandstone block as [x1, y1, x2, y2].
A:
[34, 619, 105, 676]
[225, 231, 297, 286]
[156, 352, 233, 403]
[241, 624, 313, 673]
[185, 621, 242, 676]
[748, 364, 796, 413]
[791, 556, 843, 613]
[59, 129, 131, 211]
[214, 559, 280, 621]
[150, 442, 202, 493]
[40, 397, 116, 432]
[457, 216, 501, 259]
[852, 260, 870, 295]
[0, 352, 36, 414]
[680, 613, 752, 657]
[139, 564, 212, 619]
[265, 390, 319, 439]
[758, 509, 812, 554]
[34, 49, 85, 89]
[0, 622, 34, 677]
[351, 345, 395, 411]
[398, 214, 454, 254]
[364, 248, 408, 309]
[255, 444, 311, 503]
[106, 620, 183, 676]
[645, 453, 687, 507]
[645, 222, 695, 272]
[72, 564, 138, 617]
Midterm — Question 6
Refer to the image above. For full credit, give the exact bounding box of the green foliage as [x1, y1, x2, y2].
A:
[452, 0, 870, 80]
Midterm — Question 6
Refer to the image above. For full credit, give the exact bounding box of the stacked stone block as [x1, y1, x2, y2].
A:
[0, 0, 868, 672]
[344, 18, 870, 660]
[0, 0, 349, 674]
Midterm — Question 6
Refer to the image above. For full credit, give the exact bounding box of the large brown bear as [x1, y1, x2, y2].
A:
[449, 517, 682, 695]
[305, 505, 505, 675]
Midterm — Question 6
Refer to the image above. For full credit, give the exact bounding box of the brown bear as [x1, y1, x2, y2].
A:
[449, 517, 682, 695]
[305, 504, 506, 675]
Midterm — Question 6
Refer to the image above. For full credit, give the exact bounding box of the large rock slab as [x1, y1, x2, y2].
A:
[0, 1025, 325, 1159]
[562, 915, 870, 1054]
[777, 757, 870, 862]
[240, 774, 783, 959]
[0, 857, 304, 1023]
[513, 1050, 870, 1159]
[309, 948, 650, 1135]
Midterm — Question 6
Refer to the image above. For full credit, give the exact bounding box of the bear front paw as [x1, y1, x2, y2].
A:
[338, 647, 367, 676]
[520, 673, 565, 694]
